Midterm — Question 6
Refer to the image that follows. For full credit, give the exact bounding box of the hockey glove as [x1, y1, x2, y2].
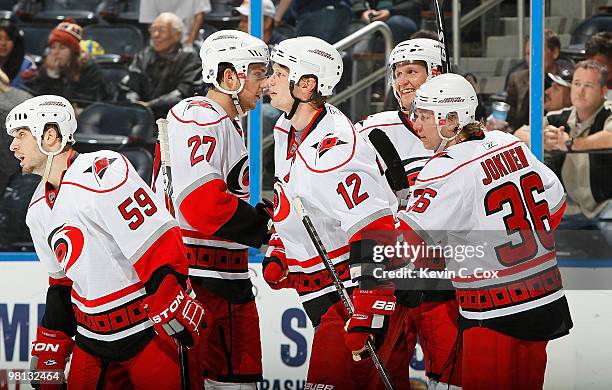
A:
[344, 288, 396, 358]
[142, 276, 205, 348]
[256, 198, 274, 231]
[262, 233, 291, 289]
[30, 327, 74, 390]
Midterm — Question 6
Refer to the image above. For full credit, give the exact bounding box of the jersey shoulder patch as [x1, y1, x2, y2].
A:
[169, 97, 229, 128]
[297, 111, 357, 173]
[63, 150, 130, 193]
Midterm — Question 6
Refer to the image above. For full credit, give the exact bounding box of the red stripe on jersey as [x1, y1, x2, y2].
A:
[417, 140, 523, 183]
[179, 179, 239, 236]
[170, 108, 229, 127]
[49, 276, 72, 287]
[286, 245, 350, 268]
[349, 214, 396, 243]
[72, 281, 144, 308]
[180, 229, 236, 243]
[549, 200, 566, 230]
[29, 195, 45, 209]
[63, 155, 129, 193]
[358, 122, 403, 133]
[274, 126, 289, 134]
[133, 226, 189, 283]
[452, 251, 557, 283]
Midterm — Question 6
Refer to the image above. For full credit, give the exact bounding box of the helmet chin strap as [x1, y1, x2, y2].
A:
[36, 138, 66, 184]
[214, 79, 247, 118]
[285, 81, 316, 120]
[434, 124, 459, 154]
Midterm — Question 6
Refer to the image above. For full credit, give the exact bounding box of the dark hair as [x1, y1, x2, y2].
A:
[215, 62, 235, 85]
[410, 29, 439, 41]
[524, 29, 561, 51]
[585, 32, 612, 60]
[0, 20, 25, 81]
[457, 120, 486, 142]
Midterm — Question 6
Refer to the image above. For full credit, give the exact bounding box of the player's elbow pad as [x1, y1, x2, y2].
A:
[41, 285, 77, 337]
[349, 239, 386, 289]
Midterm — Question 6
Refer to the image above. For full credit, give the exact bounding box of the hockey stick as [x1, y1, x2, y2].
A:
[156, 118, 190, 390]
[292, 197, 395, 390]
[432, 0, 452, 73]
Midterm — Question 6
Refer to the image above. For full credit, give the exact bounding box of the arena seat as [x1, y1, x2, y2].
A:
[18, 23, 53, 55]
[121, 147, 154, 182]
[32, 10, 97, 26]
[75, 102, 155, 146]
[83, 23, 144, 58]
[94, 55, 129, 101]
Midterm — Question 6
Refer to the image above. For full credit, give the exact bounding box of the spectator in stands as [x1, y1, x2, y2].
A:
[512, 67, 573, 138]
[544, 67, 573, 112]
[360, 0, 427, 44]
[235, 0, 286, 47]
[0, 69, 31, 195]
[275, 0, 351, 43]
[585, 31, 612, 100]
[0, 20, 34, 89]
[505, 29, 573, 131]
[121, 12, 201, 119]
[22, 20, 110, 104]
[520, 61, 611, 220]
[139, 0, 211, 49]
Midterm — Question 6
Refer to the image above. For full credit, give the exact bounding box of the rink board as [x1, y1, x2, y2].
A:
[0, 260, 611, 389]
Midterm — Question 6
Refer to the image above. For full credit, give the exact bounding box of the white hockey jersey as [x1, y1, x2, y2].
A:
[272, 105, 398, 324]
[356, 110, 432, 206]
[398, 131, 567, 321]
[26, 150, 183, 349]
[153, 97, 252, 287]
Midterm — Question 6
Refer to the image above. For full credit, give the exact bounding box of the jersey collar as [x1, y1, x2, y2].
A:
[286, 107, 327, 161]
[44, 150, 79, 209]
[398, 111, 419, 138]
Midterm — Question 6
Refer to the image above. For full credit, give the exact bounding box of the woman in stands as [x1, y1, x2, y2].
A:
[0, 20, 33, 89]
[22, 19, 110, 103]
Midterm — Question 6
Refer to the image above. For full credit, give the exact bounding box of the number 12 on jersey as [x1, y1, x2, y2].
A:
[336, 173, 369, 209]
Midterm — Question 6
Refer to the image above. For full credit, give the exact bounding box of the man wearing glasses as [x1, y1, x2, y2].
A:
[120, 12, 202, 119]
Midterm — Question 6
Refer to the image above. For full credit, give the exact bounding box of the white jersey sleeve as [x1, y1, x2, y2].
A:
[87, 151, 181, 278]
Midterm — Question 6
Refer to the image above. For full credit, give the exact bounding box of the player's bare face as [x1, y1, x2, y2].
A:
[267, 64, 293, 112]
[238, 63, 267, 111]
[413, 108, 441, 150]
[9, 128, 46, 175]
[393, 62, 428, 108]
[571, 68, 605, 114]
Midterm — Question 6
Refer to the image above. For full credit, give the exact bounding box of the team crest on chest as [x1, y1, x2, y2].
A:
[312, 133, 347, 161]
[48, 223, 85, 273]
[85, 157, 117, 185]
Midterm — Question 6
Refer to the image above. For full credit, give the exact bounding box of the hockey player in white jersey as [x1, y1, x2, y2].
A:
[6, 95, 204, 389]
[356, 38, 462, 389]
[151, 30, 271, 390]
[398, 74, 573, 389]
[263, 36, 412, 389]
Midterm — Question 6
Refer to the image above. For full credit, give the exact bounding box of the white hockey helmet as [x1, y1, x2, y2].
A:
[388, 38, 444, 107]
[271, 36, 343, 97]
[6, 95, 77, 154]
[413, 73, 478, 152]
[200, 30, 269, 115]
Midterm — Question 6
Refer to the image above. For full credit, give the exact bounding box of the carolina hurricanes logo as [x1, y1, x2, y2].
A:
[84, 157, 117, 185]
[47, 223, 85, 273]
[227, 155, 250, 198]
[186, 100, 211, 110]
[272, 182, 290, 223]
[312, 133, 347, 160]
